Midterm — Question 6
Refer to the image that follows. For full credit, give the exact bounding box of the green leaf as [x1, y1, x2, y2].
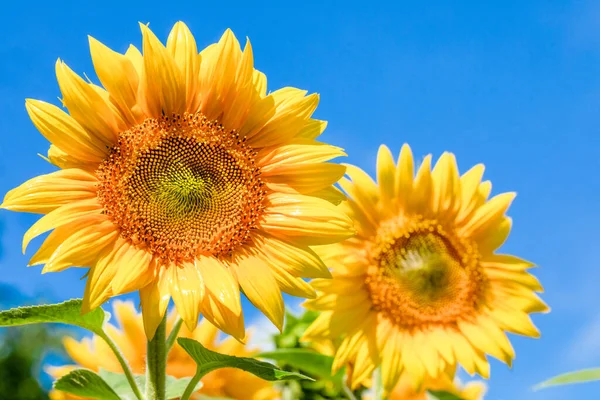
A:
[533, 368, 600, 390]
[97, 370, 203, 399]
[178, 337, 314, 382]
[0, 299, 107, 334]
[426, 390, 464, 400]
[53, 369, 120, 400]
[258, 348, 344, 384]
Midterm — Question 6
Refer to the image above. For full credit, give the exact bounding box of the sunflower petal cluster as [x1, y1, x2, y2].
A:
[1, 22, 354, 339]
[303, 144, 548, 391]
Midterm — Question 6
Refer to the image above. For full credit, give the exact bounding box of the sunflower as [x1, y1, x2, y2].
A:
[47, 300, 279, 400]
[387, 373, 487, 400]
[302, 144, 548, 391]
[1, 22, 354, 339]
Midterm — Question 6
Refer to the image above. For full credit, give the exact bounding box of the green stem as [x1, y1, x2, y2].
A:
[342, 383, 358, 400]
[98, 331, 143, 400]
[166, 316, 184, 353]
[373, 367, 384, 400]
[146, 315, 167, 400]
[179, 371, 202, 400]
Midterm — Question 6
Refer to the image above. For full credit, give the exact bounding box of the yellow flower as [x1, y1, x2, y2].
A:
[302, 144, 548, 391]
[2, 22, 354, 339]
[388, 373, 487, 400]
[47, 300, 279, 400]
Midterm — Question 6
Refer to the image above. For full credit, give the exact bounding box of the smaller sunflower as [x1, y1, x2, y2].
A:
[47, 300, 278, 400]
[302, 144, 548, 391]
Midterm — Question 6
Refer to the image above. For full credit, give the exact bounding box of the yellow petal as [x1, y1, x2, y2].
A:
[253, 70, 267, 97]
[257, 142, 346, 170]
[408, 155, 433, 214]
[29, 216, 105, 266]
[475, 315, 516, 365]
[220, 39, 259, 130]
[395, 143, 414, 206]
[338, 165, 381, 232]
[55, 60, 121, 144]
[25, 99, 108, 162]
[244, 91, 320, 148]
[235, 254, 284, 331]
[2, 168, 97, 214]
[166, 21, 201, 112]
[351, 338, 377, 389]
[263, 163, 346, 194]
[458, 320, 509, 366]
[198, 29, 242, 120]
[381, 330, 403, 391]
[200, 290, 245, 341]
[138, 23, 186, 117]
[139, 272, 171, 340]
[110, 243, 154, 295]
[296, 119, 327, 140]
[262, 193, 355, 245]
[88, 36, 139, 125]
[43, 220, 118, 273]
[197, 255, 241, 317]
[257, 233, 331, 278]
[82, 241, 125, 313]
[169, 261, 204, 331]
[22, 198, 102, 253]
[476, 217, 512, 254]
[376, 144, 396, 204]
[269, 263, 317, 299]
[459, 192, 516, 237]
[46, 145, 96, 169]
[456, 164, 485, 223]
[431, 152, 461, 220]
[197, 257, 245, 339]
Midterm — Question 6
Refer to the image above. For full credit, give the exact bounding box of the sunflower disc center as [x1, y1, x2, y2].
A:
[96, 113, 266, 265]
[366, 219, 485, 329]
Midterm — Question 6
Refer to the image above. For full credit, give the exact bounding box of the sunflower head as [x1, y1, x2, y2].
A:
[46, 300, 279, 400]
[2, 22, 355, 339]
[302, 144, 549, 391]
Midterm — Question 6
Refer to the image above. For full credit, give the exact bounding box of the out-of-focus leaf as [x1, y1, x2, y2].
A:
[426, 390, 464, 400]
[533, 368, 600, 390]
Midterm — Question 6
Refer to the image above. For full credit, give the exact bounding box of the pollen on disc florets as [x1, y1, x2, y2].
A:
[96, 112, 267, 265]
[365, 216, 487, 330]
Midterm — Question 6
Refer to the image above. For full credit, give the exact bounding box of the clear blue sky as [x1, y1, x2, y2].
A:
[1, 1, 600, 398]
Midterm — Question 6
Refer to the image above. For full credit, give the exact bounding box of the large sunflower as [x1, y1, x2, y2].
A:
[47, 300, 278, 400]
[1, 22, 353, 339]
[302, 144, 548, 391]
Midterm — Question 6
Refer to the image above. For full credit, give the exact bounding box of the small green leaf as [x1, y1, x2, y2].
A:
[0, 299, 107, 334]
[426, 390, 464, 400]
[258, 348, 344, 384]
[53, 369, 120, 400]
[533, 368, 600, 390]
[178, 337, 314, 382]
[97, 370, 203, 399]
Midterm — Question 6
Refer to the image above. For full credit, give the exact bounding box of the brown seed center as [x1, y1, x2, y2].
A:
[96, 112, 266, 265]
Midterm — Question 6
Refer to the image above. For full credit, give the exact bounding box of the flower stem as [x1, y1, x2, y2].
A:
[180, 370, 202, 400]
[373, 367, 384, 400]
[146, 315, 167, 400]
[99, 331, 143, 400]
[165, 316, 183, 353]
[342, 384, 358, 400]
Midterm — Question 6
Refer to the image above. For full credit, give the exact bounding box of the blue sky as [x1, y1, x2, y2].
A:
[1, 0, 600, 398]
